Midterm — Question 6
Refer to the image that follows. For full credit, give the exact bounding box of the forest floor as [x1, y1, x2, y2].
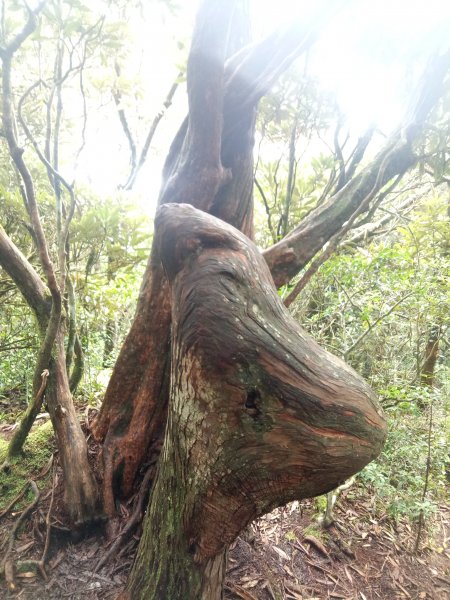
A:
[0, 417, 449, 600]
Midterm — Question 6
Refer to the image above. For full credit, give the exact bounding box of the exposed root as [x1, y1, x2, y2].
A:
[1, 480, 40, 590]
[94, 462, 155, 573]
[0, 483, 29, 520]
[0, 457, 57, 593]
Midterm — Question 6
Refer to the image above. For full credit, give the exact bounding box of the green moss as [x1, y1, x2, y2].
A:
[0, 420, 55, 511]
[303, 523, 328, 542]
[314, 494, 328, 513]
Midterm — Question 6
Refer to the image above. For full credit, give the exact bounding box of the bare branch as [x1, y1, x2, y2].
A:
[113, 61, 137, 177]
[254, 177, 277, 244]
[344, 292, 414, 359]
[123, 76, 181, 191]
[17, 80, 76, 230]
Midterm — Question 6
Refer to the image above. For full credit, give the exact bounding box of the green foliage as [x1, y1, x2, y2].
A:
[0, 192, 151, 404]
[360, 384, 448, 520]
[285, 192, 450, 526]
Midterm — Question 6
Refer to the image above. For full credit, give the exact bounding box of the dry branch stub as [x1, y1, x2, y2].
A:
[126, 203, 387, 599]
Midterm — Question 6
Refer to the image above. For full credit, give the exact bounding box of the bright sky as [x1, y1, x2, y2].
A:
[76, 0, 450, 207]
[257, 0, 450, 131]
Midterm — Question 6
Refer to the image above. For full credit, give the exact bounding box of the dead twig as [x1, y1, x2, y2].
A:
[224, 583, 259, 600]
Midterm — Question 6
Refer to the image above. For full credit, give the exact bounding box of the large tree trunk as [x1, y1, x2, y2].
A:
[95, 1, 449, 528]
[93, 0, 334, 515]
[123, 203, 386, 599]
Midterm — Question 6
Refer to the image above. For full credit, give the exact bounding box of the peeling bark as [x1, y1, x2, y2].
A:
[125, 203, 386, 599]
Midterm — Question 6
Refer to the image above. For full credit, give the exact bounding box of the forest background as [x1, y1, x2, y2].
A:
[0, 0, 449, 596]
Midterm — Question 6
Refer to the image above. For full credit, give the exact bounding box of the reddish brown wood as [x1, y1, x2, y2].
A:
[93, 0, 325, 512]
[420, 325, 441, 388]
[126, 203, 386, 599]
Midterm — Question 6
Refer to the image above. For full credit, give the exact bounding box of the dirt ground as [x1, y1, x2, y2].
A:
[0, 461, 449, 600]
[0, 410, 449, 600]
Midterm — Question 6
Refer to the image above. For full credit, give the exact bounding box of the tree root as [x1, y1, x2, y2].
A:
[0, 455, 53, 520]
[1, 459, 56, 592]
[94, 462, 155, 573]
[0, 484, 29, 520]
[1, 480, 40, 591]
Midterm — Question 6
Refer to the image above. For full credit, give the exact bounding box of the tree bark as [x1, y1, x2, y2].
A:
[419, 324, 441, 387]
[94, 0, 331, 514]
[46, 332, 100, 524]
[124, 203, 386, 599]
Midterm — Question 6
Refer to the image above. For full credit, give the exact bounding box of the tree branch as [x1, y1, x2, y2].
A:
[344, 292, 414, 359]
[158, 0, 238, 209]
[113, 61, 137, 178]
[0, 1, 45, 58]
[264, 49, 450, 288]
[0, 226, 49, 324]
[284, 135, 399, 306]
[123, 74, 180, 191]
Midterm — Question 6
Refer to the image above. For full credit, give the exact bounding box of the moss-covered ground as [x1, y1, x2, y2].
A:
[0, 420, 55, 511]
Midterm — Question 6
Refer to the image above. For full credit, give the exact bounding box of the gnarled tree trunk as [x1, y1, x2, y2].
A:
[94, 1, 450, 517]
[123, 203, 386, 599]
[93, 0, 338, 517]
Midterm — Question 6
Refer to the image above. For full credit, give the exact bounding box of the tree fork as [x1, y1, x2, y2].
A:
[94, 0, 332, 511]
[124, 203, 386, 599]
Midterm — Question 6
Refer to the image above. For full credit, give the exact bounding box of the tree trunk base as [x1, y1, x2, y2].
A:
[47, 335, 100, 526]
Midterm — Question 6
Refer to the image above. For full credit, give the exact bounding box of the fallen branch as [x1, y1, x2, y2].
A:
[303, 534, 330, 559]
